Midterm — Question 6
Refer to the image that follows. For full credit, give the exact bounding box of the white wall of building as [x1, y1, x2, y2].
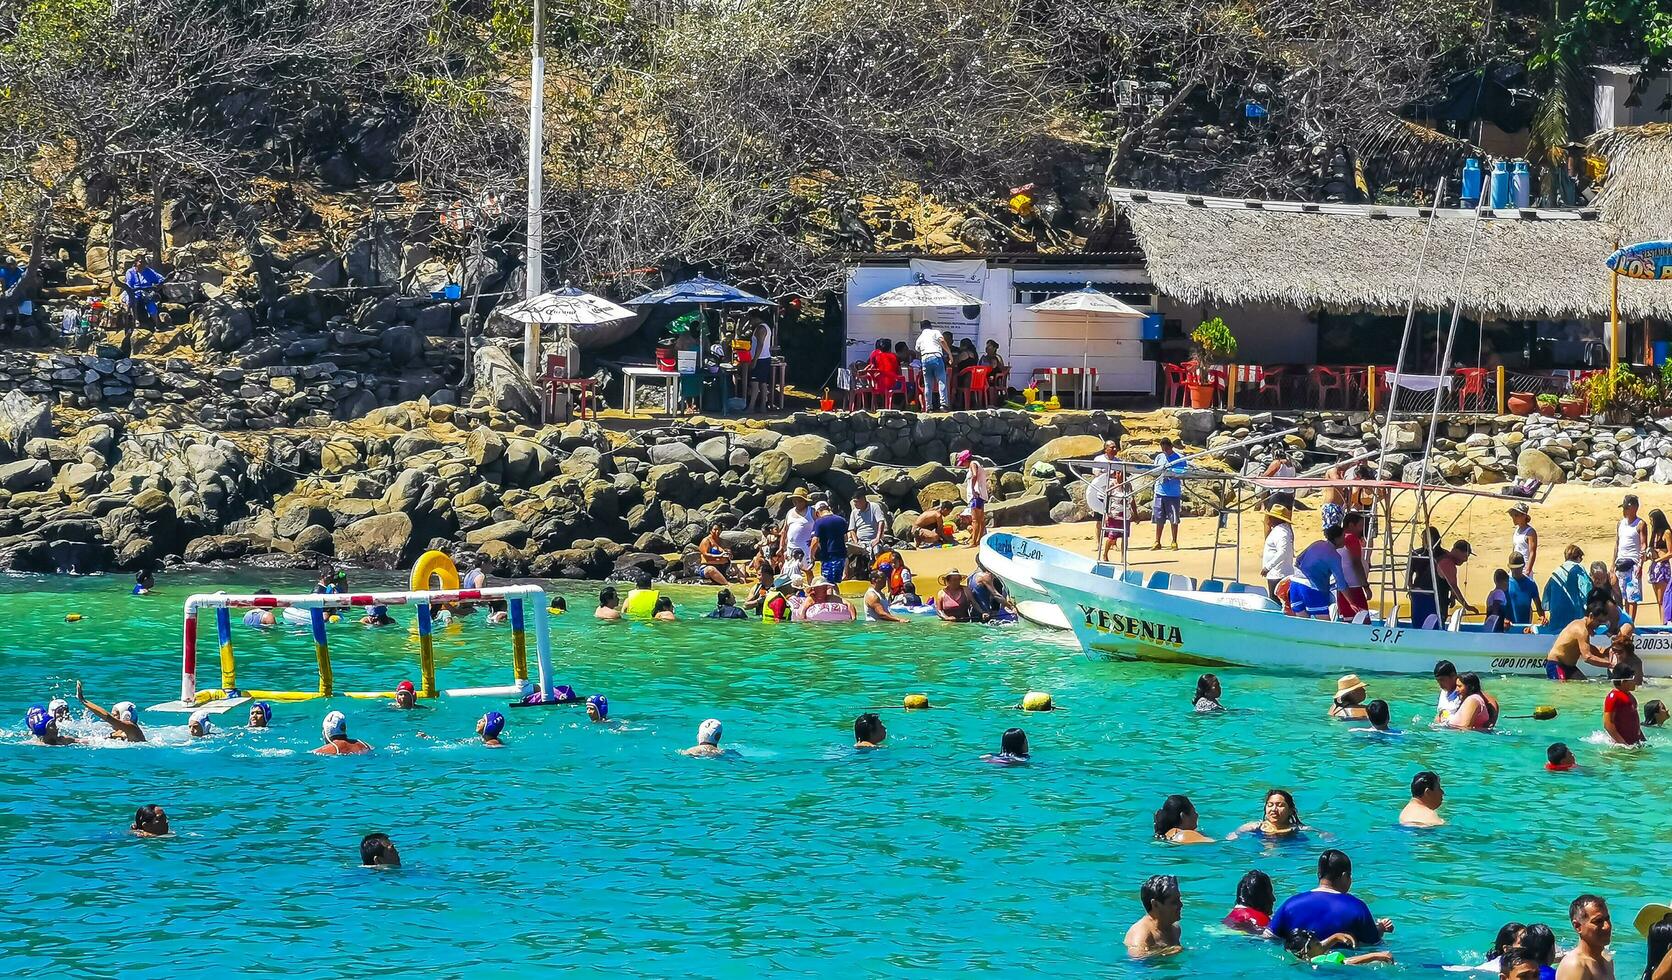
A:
[1594, 67, 1672, 129]
[845, 262, 1157, 395]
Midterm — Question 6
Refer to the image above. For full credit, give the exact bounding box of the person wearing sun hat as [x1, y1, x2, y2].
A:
[1261, 505, 1295, 603]
[1328, 674, 1370, 721]
[781, 487, 816, 574]
[796, 574, 855, 621]
[934, 568, 978, 622]
[1505, 500, 1538, 577]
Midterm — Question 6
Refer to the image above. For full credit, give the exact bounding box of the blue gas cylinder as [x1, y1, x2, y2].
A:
[1460, 158, 1483, 208]
[1489, 160, 1511, 209]
[1511, 159, 1531, 208]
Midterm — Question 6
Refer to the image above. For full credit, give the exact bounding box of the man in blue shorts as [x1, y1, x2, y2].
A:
[1268, 850, 1393, 946]
[1150, 438, 1186, 550]
[1286, 525, 1347, 619]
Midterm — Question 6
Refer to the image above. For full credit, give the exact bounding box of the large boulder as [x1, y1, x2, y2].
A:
[0, 459, 51, 492]
[0, 391, 51, 456]
[472, 345, 540, 421]
[378, 324, 424, 367]
[1023, 434, 1106, 473]
[1515, 447, 1566, 486]
[985, 493, 1053, 527]
[191, 299, 255, 353]
[778, 434, 835, 477]
[464, 519, 530, 547]
[467, 428, 507, 467]
[648, 441, 715, 472]
[332, 512, 414, 567]
[747, 450, 792, 490]
[275, 498, 334, 539]
[916, 480, 962, 511]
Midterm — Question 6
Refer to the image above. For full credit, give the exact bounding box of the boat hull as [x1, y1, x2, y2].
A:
[979, 532, 1672, 677]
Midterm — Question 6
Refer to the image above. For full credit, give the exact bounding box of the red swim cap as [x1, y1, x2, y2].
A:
[396, 680, 415, 693]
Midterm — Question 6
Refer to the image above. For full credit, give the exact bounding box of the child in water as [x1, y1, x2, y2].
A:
[983, 728, 1030, 765]
[1284, 929, 1393, 966]
[132, 569, 155, 595]
[1192, 674, 1223, 712]
[1545, 742, 1577, 772]
[1351, 700, 1402, 736]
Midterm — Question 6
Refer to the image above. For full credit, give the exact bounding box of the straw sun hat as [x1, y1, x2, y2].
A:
[1334, 674, 1366, 698]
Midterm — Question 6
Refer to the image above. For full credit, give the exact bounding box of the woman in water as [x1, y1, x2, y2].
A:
[1644, 919, 1672, 980]
[1328, 674, 1370, 721]
[984, 727, 1030, 765]
[1230, 788, 1308, 838]
[595, 586, 621, 621]
[1222, 870, 1275, 933]
[652, 596, 677, 621]
[133, 569, 155, 595]
[854, 712, 886, 749]
[934, 570, 976, 622]
[862, 568, 904, 623]
[1447, 672, 1499, 731]
[131, 805, 170, 837]
[1193, 674, 1223, 712]
[585, 695, 609, 723]
[1477, 921, 1526, 973]
[1152, 794, 1215, 844]
[698, 522, 733, 586]
[75, 682, 144, 742]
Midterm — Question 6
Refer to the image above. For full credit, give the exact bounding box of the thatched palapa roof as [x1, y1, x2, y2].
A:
[1114, 125, 1672, 321]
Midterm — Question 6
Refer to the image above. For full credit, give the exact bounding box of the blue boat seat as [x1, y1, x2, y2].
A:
[1197, 579, 1225, 594]
[1091, 563, 1116, 578]
[1144, 571, 1171, 589]
[1122, 570, 1145, 586]
[1226, 582, 1265, 596]
[1418, 614, 1440, 630]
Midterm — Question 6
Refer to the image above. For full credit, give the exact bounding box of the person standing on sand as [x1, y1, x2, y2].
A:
[1149, 438, 1186, 550]
[1508, 502, 1539, 577]
[1124, 875, 1183, 958]
[1261, 506, 1295, 602]
[1616, 494, 1649, 621]
[1399, 771, 1445, 827]
[1556, 894, 1614, 980]
[958, 450, 989, 550]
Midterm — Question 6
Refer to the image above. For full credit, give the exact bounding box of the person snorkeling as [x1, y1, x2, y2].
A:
[75, 681, 144, 742]
[477, 711, 507, 748]
[24, 704, 77, 746]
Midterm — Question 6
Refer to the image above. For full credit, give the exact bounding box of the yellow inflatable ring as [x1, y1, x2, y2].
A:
[410, 550, 461, 592]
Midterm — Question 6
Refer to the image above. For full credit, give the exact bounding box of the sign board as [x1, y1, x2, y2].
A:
[908, 258, 985, 346]
[1606, 241, 1672, 280]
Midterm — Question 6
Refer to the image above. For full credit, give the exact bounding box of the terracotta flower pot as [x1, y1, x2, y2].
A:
[1559, 399, 1585, 419]
[1187, 382, 1216, 409]
[1506, 392, 1536, 416]
[1536, 401, 1558, 416]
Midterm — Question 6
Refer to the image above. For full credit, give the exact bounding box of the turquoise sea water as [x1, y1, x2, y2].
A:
[0, 570, 1665, 977]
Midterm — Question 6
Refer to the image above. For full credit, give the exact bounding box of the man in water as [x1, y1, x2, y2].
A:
[681, 718, 725, 757]
[854, 712, 886, 748]
[1433, 660, 1462, 726]
[187, 710, 214, 738]
[24, 705, 77, 746]
[75, 682, 144, 742]
[248, 702, 272, 729]
[1545, 600, 1613, 680]
[1268, 849, 1393, 946]
[596, 586, 621, 621]
[391, 680, 423, 710]
[314, 711, 372, 755]
[48, 698, 70, 724]
[1499, 950, 1544, 980]
[133, 569, 155, 595]
[1398, 771, 1445, 827]
[360, 832, 401, 867]
[1602, 664, 1646, 746]
[1556, 894, 1614, 980]
[477, 711, 506, 748]
[706, 589, 748, 619]
[586, 695, 609, 723]
[131, 805, 170, 837]
[1123, 874, 1183, 958]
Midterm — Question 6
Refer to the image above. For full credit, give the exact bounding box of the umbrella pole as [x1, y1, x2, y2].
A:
[1083, 313, 1091, 408]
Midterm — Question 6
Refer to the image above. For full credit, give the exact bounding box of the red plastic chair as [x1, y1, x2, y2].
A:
[956, 366, 994, 409]
[1310, 366, 1348, 409]
[847, 365, 879, 410]
[987, 367, 1010, 407]
[1254, 366, 1284, 407]
[1163, 362, 1192, 406]
[1453, 368, 1488, 412]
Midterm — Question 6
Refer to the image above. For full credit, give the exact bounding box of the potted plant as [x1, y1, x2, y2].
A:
[1535, 393, 1559, 416]
[1559, 393, 1587, 419]
[1506, 391, 1537, 415]
[1187, 316, 1237, 409]
[1583, 365, 1648, 424]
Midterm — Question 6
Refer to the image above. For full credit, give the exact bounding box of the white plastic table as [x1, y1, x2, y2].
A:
[621, 365, 679, 417]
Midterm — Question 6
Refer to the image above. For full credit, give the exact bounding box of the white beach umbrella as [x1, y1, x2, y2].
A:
[857, 273, 984, 309]
[498, 285, 635, 325]
[1027, 283, 1145, 405]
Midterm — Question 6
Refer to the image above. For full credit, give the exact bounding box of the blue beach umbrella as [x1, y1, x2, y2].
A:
[624, 275, 774, 411]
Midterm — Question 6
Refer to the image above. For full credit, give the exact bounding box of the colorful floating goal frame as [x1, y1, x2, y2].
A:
[172, 585, 555, 708]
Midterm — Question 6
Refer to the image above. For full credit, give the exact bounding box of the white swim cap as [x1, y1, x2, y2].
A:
[112, 702, 138, 723]
[322, 710, 347, 740]
[188, 709, 213, 734]
[697, 718, 722, 746]
[48, 698, 68, 715]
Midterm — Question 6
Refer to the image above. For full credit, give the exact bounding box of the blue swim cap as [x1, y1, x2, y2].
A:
[370, 605, 388, 617]
[482, 711, 505, 738]
[587, 695, 608, 720]
[253, 701, 272, 723]
[25, 705, 49, 736]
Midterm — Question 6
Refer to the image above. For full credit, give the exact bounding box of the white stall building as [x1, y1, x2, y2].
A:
[843, 255, 1159, 396]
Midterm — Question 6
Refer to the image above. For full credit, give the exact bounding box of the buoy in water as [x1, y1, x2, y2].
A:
[1533, 705, 1558, 720]
[903, 693, 930, 710]
[64, 613, 82, 623]
[1021, 691, 1054, 712]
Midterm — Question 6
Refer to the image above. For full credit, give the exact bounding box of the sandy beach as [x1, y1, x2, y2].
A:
[902, 482, 1672, 626]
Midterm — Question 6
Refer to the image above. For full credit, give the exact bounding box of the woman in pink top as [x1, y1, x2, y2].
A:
[1447, 672, 1498, 731]
[1223, 870, 1274, 933]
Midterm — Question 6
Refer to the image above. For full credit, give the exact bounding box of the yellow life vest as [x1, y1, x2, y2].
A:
[623, 588, 660, 618]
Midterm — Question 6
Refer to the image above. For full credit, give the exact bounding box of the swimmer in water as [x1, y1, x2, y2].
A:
[75, 682, 144, 742]
[1153, 794, 1216, 844]
[854, 712, 886, 748]
[1193, 673, 1223, 712]
[248, 701, 272, 729]
[360, 604, 395, 627]
[1351, 699, 1402, 736]
[360, 832, 400, 867]
[1284, 928, 1394, 967]
[1398, 770, 1445, 827]
[1223, 870, 1276, 933]
[653, 596, 677, 621]
[1546, 742, 1577, 771]
[1231, 788, 1308, 838]
[485, 600, 509, 625]
[187, 710, 214, 738]
[477, 711, 506, 747]
[1328, 674, 1370, 721]
[131, 804, 170, 837]
[681, 718, 725, 757]
[314, 710, 372, 755]
[984, 727, 1030, 766]
[24, 704, 77, 745]
[391, 680, 424, 710]
[1123, 874, 1183, 959]
[595, 586, 621, 621]
[243, 590, 277, 627]
[132, 569, 155, 595]
[1645, 699, 1670, 728]
[586, 695, 609, 723]
[549, 596, 568, 615]
[49, 698, 70, 723]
